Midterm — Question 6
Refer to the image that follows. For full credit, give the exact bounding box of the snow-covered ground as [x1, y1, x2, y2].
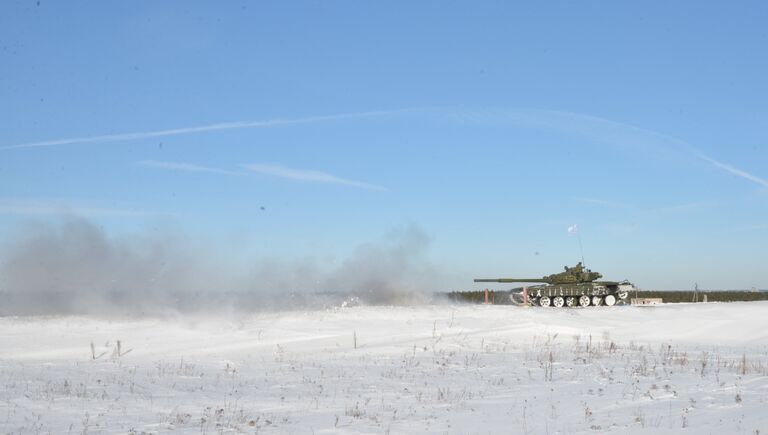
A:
[1, 302, 767, 434]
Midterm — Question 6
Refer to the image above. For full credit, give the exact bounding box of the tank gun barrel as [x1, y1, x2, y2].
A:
[474, 278, 550, 283]
[474, 263, 603, 285]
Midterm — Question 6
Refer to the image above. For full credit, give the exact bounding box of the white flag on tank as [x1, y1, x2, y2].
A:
[567, 224, 578, 234]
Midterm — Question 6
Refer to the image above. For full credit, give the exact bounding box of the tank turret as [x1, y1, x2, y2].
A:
[474, 262, 603, 284]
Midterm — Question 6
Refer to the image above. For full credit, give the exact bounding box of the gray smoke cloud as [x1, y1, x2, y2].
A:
[323, 225, 435, 305]
[0, 217, 440, 316]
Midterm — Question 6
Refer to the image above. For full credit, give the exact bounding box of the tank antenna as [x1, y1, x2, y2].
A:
[568, 224, 586, 267]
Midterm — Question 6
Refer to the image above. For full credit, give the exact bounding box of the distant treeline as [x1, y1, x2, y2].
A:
[443, 290, 768, 305]
[630, 290, 768, 303]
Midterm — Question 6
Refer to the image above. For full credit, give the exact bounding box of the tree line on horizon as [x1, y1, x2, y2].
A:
[443, 290, 768, 305]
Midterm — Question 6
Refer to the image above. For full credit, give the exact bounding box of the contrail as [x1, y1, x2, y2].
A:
[695, 153, 768, 189]
[466, 108, 768, 190]
[1, 109, 413, 151]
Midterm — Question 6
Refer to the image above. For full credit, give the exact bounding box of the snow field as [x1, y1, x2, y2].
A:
[1, 302, 767, 434]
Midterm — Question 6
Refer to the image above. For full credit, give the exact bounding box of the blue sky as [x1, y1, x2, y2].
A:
[1, 1, 767, 290]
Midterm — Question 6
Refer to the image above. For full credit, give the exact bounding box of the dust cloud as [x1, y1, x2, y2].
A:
[0, 217, 441, 316]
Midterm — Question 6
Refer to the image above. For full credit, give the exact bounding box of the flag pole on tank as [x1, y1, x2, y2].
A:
[568, 224, 585, 268]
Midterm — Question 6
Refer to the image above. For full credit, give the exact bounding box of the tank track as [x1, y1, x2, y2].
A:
[513, 282, 634, 307]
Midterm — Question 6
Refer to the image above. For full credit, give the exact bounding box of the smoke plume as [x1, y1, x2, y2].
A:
[0, 217, 439, 316]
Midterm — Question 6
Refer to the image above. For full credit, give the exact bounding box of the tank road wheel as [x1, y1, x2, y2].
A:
[591, 296, 603, 306]
[565, 297, 576, 307]
[553, 296, 565, 308]
[618, 291, 629, 300]
[539, 296, 551, 307]
[604, 294, 617, 306]
[578, 295, 590, 307]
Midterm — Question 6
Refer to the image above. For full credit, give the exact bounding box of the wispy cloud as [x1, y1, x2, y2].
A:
[649, 201, 718, 215]
[9, 105, 765, 191]
[466, 108, 768, 190]
[138, 159, 386, 191]
[572, 196, 627, 207]
[137, 160, 239, 175]
[1, 108, 415, 151]
[242, 163, 387, 191]
[0, 198, 164, 217]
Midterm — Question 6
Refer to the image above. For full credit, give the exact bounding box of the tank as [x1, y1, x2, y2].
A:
[474, 262, 635, 307]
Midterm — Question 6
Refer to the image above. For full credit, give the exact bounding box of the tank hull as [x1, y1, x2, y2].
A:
[512, 281, 634, 307]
